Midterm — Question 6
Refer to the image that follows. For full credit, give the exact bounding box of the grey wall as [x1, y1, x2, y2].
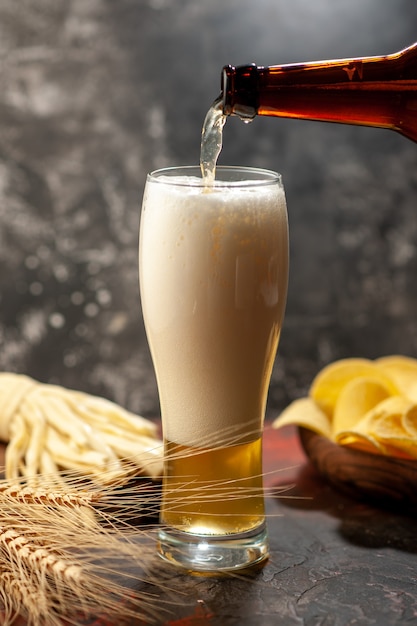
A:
[0, 0, 416, 419]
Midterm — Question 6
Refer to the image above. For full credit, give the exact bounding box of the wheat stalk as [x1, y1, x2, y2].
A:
[0, 482, 102, 509]
[0, 460, 291, 625]
[0, 416, 295, 625]
[0, 520, 162, 625]
[0, 469, 167, 625]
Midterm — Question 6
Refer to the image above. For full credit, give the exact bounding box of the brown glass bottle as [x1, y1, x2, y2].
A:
[221, 43, 417, 142]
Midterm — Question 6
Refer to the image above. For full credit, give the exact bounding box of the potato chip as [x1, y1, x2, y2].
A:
[345, 396, 417, 459]
[272, 397, 332, 439]
[375, 355, 417, 402]
[335, 431, 385, 455]
[336, 431, 415, 458]
[403, 405, 417, 439]
[332, 376, 394, 436]
[273, 356, 417, 462]
[335, 397, 407, 454]
[373, 443, 416, 460]
[310, 358, 397, 417]
[358, 396, 412, 437]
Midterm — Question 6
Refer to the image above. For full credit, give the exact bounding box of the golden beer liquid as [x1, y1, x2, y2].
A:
[161, 436, 264, 536]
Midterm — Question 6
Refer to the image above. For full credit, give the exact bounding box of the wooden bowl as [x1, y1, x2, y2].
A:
[298, 427, 417, 511]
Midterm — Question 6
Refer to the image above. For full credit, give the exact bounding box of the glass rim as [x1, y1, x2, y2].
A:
[147, 165, 282, 188]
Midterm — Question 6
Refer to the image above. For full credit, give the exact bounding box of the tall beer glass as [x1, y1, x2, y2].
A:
[139, 166, 288, 572]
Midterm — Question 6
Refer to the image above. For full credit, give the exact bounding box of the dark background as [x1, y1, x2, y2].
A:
[0, 0, 416, 420]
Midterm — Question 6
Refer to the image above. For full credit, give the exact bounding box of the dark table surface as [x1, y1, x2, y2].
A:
[1, 424, 416, 625]
[144, 424, 417, 626]
[17, 423, 417, 626]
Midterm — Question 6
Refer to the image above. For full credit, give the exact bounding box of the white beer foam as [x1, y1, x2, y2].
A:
[140, 177, 288, 447]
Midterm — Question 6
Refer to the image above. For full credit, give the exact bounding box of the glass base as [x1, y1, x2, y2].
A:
[157, 523, 269, 573]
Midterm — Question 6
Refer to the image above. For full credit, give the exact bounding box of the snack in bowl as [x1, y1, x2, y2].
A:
[273, 356, 417, 508]
[273, 356, 417, 460]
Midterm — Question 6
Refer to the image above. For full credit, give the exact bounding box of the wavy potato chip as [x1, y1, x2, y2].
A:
[334, 397, 417, 459]
[332, 376, 394, 435]
[376, 355, 417, 402]
[309, 358, 397, 418]
[272, 397, 332, 439]
[335, 432, 415, 459]
[403, 405, 417, 439]
[358, 397, 417, 459]
[335, 431, 386, 455]
[358, 396, 412, 435]
[274, 356, 417, 461]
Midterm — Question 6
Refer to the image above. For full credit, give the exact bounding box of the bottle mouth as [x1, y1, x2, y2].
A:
[221, 64, 259, 119]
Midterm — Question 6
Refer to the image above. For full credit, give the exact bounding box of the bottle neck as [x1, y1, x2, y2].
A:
[222, 64, 259, 120]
